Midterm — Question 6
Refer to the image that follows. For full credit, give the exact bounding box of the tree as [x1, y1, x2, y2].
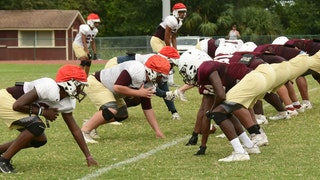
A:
[1, 0, 320, 36]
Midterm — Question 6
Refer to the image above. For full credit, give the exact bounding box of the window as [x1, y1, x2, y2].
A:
[19, 31, 54, 47]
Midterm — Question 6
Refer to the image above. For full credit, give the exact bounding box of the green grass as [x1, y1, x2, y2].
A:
[0, 63, 320, 179]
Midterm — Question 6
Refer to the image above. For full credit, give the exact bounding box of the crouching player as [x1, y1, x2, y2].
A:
[0, 65, 98, 173]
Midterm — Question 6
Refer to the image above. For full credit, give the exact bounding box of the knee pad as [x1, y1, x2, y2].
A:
[114, 106, 128, 122]
[114, 116, 128, 122]
[99, 102, 117, 110]
[124, 96, 141, 107]
[31, 140, 47, 148]
[212, 112, 230, 125]
[102, 108, 115, 122]
[27, 121, 46, 136]
[12, 116, 46, 136]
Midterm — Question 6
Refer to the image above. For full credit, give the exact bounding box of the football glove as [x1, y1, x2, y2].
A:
[87, 53, 92, 60]
[93, 53, 98, 60]
[164, 91, 176, 101]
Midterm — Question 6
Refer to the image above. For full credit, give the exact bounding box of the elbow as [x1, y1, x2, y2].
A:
[113, 85, 121, 94]
[12, 102, 22, 111]
[216, 93, 226, 102]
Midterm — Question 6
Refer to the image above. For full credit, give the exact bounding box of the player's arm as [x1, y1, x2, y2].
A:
[81, 34, 89, 54]
[208, 71, 226, 109]
[114, 84, 154, 98]
[113, 70, 155, 98]
[140, 98, 164, 138]
[142, 108, 164, 138]
[171, 32, 177, 49]
[91, 38, 97, 60]
[61, 112, 98, 167]
[12, 88, 39, 114]
[164, 26, 172, 46]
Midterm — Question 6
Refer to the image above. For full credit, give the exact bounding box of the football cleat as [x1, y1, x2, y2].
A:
[194, 146, 207, 155]
[218, 151, 250, 162]
[186, 135, 198, 146]
[172, 112, 181, 120]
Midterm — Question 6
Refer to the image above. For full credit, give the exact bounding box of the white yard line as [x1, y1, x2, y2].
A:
[79, 136, 190, 180]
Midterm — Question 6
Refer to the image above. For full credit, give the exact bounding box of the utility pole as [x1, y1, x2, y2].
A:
[162, 0, 171, 21]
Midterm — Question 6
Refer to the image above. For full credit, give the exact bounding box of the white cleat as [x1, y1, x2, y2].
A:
[82, 131, 98, 144]
[251, 133, 269, 147]
[243, 144, 261, 154]
[218, 151, 250, 162]
[255, 114, 269, 125]
[269, 111, 291, 120]
[172, 112, 181, 120]
[109, 121, 122, 125]
[302, 101, 312, 110]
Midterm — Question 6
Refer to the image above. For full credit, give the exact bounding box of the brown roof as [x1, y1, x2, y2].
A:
[0, 10, 85, 30]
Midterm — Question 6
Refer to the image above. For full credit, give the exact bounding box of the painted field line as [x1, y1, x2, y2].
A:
[79, 136, 190, 180]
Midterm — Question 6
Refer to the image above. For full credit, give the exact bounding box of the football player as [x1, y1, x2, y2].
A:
[149, 2, 188, 119]
[73, 13, 100, 76]
[181, 47, 320, 162]
[0, 65, 98, 173]
[81, 55, 171, 143]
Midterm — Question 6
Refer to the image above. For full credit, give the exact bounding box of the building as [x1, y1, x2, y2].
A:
[0, 10, 85, 60]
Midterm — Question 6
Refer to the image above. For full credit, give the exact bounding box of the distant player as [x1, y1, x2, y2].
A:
[73, 13, 100, 76]
[151, 2, 190, 113]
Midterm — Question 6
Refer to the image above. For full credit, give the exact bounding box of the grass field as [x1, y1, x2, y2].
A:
[0, 62, 320, 179]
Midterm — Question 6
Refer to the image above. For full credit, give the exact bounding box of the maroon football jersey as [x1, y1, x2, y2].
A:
[254, 44, 300, 60]
[197, 61, 252, 93]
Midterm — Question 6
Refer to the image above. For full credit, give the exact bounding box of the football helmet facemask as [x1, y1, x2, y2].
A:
[178, 49, 212, 86]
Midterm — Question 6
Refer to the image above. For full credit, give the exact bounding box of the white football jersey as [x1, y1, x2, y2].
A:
[73, 24, 98, 48]
[159, 15, 182, 33]
[135, 53, 154, 64]
[23, 78, 76, 113]
[100, 61, 146, 97]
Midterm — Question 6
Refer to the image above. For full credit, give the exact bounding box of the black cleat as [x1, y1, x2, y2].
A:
[185, 135, 198, 146]
[194, 146, 207, 155]
[0, 157, 16, 173]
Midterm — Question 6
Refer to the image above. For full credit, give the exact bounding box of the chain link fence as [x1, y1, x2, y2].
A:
[95, 35, 320, 60]
[1, 35, 320, 60]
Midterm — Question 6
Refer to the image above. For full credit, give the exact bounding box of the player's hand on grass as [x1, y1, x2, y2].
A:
[156, 131, 165, 138]
[86, 156, 98, 167]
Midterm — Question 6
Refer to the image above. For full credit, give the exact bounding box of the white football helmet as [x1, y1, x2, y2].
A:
[178, 49, 212, 85]
[87, 13, 100, 28]
[145, 67, 158, 82]
[238, 42, 257, 52]
[56, 65, 88, 102]
[215, 43, 237, 56]
[214, 38, 226, 46]
[57, 80, 86, 101]
[272, 36, 289, 45]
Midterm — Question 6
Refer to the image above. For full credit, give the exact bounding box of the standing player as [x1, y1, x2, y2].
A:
[0, 65, 98, 173]
[149, 3, 187, 119]
[73, 13, 100, 76]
